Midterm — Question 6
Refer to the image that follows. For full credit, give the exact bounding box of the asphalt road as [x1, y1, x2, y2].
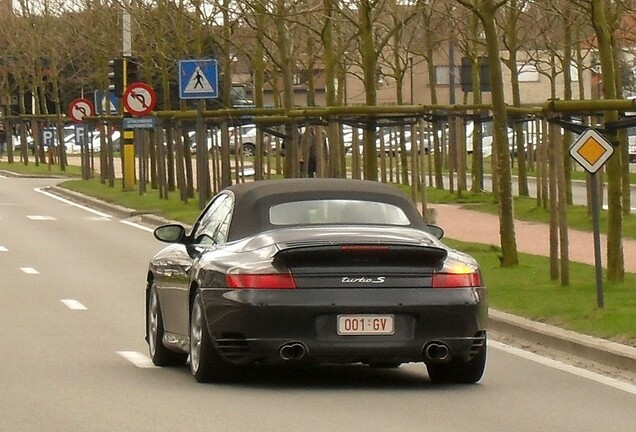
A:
[2, 175, 636, 432]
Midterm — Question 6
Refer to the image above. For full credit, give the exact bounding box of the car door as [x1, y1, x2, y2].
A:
[164, 193, 234, 336]
[159, 193, 233, 337]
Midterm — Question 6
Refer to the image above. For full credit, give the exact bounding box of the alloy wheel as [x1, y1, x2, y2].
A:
[148, 289, 159, 357]
[190, 299, 203, 374]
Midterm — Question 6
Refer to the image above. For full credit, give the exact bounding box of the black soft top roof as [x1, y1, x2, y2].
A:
[221, 178, 426, 241]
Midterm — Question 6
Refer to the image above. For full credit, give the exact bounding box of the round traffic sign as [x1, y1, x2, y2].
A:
[123, 82, 157, 117]
[68, 98, 95, 123]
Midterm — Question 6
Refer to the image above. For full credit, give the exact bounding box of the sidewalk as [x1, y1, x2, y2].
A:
[434, 203, 636, 273]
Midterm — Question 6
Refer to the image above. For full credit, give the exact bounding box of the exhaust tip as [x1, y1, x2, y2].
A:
[279, 342, 307, 361]
[424, 342, 450, 362]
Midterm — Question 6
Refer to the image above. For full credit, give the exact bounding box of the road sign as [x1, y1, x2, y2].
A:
[68, 98, 95, 123]
[123, 82, 157, 117]
[179, 59, 218, 99]
[42, 128, 55, 148]
[123, 117, 156, 129]
[569, 129, 615, 174]
[95, 90, 118, 115]
[74, 124, 89, 147]
[569, 128, 614, 309]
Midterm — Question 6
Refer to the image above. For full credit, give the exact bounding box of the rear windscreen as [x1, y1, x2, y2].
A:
[269, 199, 411, 226]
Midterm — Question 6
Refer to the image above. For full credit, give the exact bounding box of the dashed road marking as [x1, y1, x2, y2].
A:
[117, 351, 158, 368]
[88, 216, 112, 222]
[27, 215, 57, 221]
[20, 267, 39, 274]
[60, 299, 87, 310]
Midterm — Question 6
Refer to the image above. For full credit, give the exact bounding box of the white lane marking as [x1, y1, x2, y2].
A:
[0, 246, 7, 252]
[490, 340, 636, 395]
[88, 216, 112, 222]
[20, 267, 39, 274]
[27, 215, 57, 221]
[60, 299, 88, 310]
[120, 220, 154, 233]
[35, 187, 112, 218]
[117, 351, 158, 368]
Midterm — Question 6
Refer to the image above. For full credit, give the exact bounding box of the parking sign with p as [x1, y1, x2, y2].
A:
[42, 128, 56, 148]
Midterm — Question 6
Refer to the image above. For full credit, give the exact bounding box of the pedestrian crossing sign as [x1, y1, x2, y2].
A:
[179, 59, 218, 100]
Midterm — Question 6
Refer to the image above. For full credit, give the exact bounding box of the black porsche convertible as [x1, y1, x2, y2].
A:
[145, 178, 487, 383]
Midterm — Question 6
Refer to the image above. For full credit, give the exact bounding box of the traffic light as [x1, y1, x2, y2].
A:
[125, 57, 138, 88]
[108, 58, 124, 96]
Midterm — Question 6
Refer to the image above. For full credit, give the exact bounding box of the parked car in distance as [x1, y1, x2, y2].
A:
[627, 127, 636, 163]
[190, 125, 270, 156]
[146, 178, 488, 384]
[63, 126, 120, 154]
[229, 125, 257, 156]
[11, 135, 35, 153]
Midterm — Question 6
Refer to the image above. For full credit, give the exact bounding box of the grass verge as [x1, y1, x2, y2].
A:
[445, 239, 636, 346]
[0, 160, 83, 177]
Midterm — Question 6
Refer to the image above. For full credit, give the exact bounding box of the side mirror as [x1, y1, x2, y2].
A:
[426, 225, 444, 240]
[154, 224, 186, 243]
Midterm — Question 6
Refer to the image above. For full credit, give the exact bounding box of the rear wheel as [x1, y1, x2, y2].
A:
[426, 342, 487, 384]
[189, 291, 240, 383]
[147, 282, 187, 366]
[242, 143, 256, 157]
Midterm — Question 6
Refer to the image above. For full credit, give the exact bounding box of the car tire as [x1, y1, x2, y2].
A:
[189, 291, 239, 383]
[426, 341, 487, 384]
[147, 282, 188, 367]
[242, 143, 256, 157]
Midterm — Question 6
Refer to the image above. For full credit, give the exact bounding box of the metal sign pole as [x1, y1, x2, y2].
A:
[590, 172, 604, 309]
[569, 128, 613, 309]
[196, 100, 208, 210]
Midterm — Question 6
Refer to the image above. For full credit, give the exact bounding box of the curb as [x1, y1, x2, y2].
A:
[48, 184, 636, 373]
[47, 185, 183, 228]
[489, 310, 636, 372]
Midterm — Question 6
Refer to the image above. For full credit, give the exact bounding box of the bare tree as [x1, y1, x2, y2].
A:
[457, 0, 519, 267]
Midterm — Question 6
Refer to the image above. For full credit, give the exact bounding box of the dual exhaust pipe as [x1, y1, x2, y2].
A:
[279, 342, 307, 361]
[279, 341, 449, 362]
[423, 341, 450, 362]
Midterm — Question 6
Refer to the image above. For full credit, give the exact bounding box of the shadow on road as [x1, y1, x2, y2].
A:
[159, 362, 486, 391]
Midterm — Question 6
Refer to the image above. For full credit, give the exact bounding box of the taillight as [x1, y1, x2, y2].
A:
[340, 245, 390, 252]
[431, 272, 481, 288]
[226, 274, 296, 289]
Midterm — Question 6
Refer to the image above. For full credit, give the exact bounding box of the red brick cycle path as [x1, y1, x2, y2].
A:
[434, 203, 636, 273]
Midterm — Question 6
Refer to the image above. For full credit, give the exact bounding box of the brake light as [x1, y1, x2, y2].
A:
[341, 245, 390, 252]
[226, 274, 296, 289]
[432, 272, 481, 288]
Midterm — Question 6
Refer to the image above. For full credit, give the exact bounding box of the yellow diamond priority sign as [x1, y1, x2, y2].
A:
[569, 129, 615, 174]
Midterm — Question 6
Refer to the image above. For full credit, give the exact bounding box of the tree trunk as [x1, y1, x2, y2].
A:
[479, 0, 519, 267]
[590, 0, 624, 282]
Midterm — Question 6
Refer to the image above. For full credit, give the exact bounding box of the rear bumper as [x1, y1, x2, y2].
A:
[199, 287, 487, 365]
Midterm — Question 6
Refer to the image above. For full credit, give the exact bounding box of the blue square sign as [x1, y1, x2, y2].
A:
[179, 59, 218, 100]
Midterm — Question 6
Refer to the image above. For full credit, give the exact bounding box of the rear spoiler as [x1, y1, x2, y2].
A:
[274, 243, 448, 269]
